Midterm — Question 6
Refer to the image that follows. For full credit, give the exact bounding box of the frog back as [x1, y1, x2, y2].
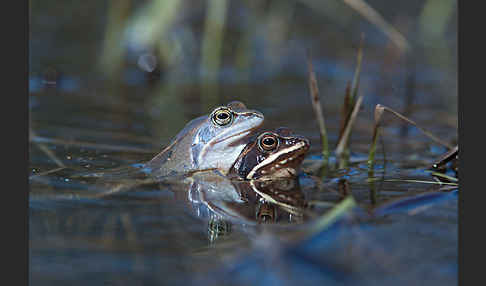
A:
[145, 116, 206, 178]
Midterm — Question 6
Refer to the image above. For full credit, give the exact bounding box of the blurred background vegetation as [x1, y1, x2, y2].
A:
[29, 3, 458, 284]
[29, 0, 457, 150]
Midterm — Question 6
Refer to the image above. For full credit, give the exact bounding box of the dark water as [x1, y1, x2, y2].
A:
[29, 1, 457, 285]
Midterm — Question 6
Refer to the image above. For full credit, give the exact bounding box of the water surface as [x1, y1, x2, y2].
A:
[29, 1, 457, 285]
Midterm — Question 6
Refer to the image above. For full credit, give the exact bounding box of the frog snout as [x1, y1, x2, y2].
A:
[289, 136, 310, 148]
[243, 110, 264, 120]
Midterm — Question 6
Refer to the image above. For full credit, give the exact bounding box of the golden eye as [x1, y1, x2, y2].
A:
[259, 134, 278, 151]
[212, 108, 233, 126]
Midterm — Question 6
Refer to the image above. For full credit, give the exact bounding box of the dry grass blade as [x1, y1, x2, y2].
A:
[378, 104, 454, 149]
[338, 35, 364, 142]
[29, 167, 67, 180]
[30, 129, 66, 168]
[431, 145, 458, 169]
[438, 186, 459, 192]
[90, 178, 159, 199]
[368, 103, 453, 168]
[335, 95, 363, 156]
[338, 82, 352, 140]
[341, 0, 410, 53]
[350, 33, 365, 104]
[306, 55, 329, 161]
[367, 104, 385, 167]
[374, 103, 386, 126]
[31, 135, 156, 154]
[382, 179, 458, 186]
[427, 171, 458, 183]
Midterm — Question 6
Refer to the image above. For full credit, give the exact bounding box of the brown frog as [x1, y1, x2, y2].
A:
[228, 127, 310, 180]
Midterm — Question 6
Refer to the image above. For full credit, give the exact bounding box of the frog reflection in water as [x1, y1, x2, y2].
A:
[186, 173, 308, 226]
[145, 101, 264, 178]
[205, 178, 307, 242]
[229, 127, 310, 180]
[183, 127, 310, 226]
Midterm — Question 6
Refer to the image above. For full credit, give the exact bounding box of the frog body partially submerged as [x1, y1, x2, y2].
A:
[145, 101, 264, 178]
[229, 127, 310, 180]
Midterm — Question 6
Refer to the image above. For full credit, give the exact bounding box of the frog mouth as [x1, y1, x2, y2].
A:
[212, 124, 262, 147]
[246, 141, 309, 180]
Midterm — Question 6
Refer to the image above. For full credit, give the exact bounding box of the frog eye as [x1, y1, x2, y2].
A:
[212, 108, 233, 126]
[258, 133, 279, 151]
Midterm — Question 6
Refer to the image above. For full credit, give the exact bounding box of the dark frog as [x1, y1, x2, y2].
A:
[145, 101, 264, 178]
[229, 127, 310, 180]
